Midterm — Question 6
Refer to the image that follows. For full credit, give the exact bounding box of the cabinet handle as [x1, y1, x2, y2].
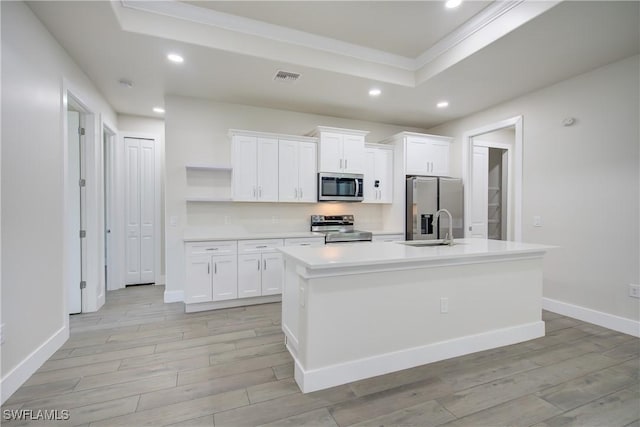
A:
[339, 159, 343, 169]
[294, 188, 298, 198]
[206, 248, 218, 251]
[263, 259, 267, 270]
[252, 187, 256, 198]
[214, 263, 217, 274]
[300, 243, 310, 246]
[258, 186, 262, 197]
[256, 245, 268, 248]
[257, 259, 260, 270]
[299, 188, 303, 198]
[208, 264, 210, 274]
[345, 159, 348, 169]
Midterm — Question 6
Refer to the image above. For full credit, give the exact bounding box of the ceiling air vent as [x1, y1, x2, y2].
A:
[274, 70, 301, 83]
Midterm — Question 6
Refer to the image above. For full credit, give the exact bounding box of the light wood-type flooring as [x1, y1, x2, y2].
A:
[2, 284, 639, 427]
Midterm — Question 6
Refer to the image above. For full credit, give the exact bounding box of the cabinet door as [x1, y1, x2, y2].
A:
[237, 254, 262, 298]
[428, 140, 450, 176]
[278, 140, 299, 203]
[318, 132, 343, 173]
[297, 141, 317, 202]
[362, 148, 377, 203]
[211, 255, 238, 301]
[405, 137, 430, 175]
[232, 136, 257, 201]
[342, 134, 365, 173]
[261, 252, 283, 295]
[185, 255, 212, 304]
[376, 148, 393, 203]
[257, 138, 279, 201]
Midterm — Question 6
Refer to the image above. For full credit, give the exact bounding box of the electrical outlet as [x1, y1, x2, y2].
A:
[629, 284, 640, 299]
[440, 297, 449, 314]
[224, 215, 230, 225]
[533, 216, 542, 227]
[271, 216, 279, 224]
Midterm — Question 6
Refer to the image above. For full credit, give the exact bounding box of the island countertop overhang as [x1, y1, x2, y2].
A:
[278, 238, 554, 277]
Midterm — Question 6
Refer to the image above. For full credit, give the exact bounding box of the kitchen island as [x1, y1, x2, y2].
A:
[279, 238, 553, 393]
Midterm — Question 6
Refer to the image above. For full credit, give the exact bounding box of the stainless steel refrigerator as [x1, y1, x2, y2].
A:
[406, 176, 464, 240]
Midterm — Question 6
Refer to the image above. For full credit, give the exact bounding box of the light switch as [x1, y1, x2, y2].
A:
[169, 216, 178, 227]
[533, 216, 542, 227]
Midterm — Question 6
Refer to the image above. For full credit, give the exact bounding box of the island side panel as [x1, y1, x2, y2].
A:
[302, 258, 544, 384]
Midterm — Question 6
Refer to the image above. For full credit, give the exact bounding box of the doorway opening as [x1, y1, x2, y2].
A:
[463, 116, 523, 241]
[103, 125, 116, 295]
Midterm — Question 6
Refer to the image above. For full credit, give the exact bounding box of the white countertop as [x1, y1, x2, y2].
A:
[184, 227, 325, 242]
[279, 238, 554, 271]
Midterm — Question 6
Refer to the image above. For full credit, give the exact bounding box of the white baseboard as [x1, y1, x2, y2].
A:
[164, 290, 184, 303]
[543, 298, 640, 338]
[156, 275, 166, 286]
[185, 295, 281, 313]
[1, 326, 68, 404]
[293, 321, 544, 393]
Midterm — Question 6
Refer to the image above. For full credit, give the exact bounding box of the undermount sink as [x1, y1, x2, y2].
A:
[398, 239, 456, 247]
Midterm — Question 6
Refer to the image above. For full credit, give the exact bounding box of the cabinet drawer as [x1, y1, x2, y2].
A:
[186, 241, 237, 256]
[372, 234, 404, 242]
[284, 237, 325, 247]
[238, 239, 284, 253]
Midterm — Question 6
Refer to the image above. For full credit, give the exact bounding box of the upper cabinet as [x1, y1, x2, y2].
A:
[231, 132, 279, 202]
[363, 144, 393, 204]
[381, 132, 452, 177]
[311, 127, 369, 174]
[278, 138, 317, 203]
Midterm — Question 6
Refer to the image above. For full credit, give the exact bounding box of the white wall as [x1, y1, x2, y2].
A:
[117, 115, 166, 279]
[1, 2, 117, 402]
[165, 96, 426, 298]
[429, 55, 640, 323]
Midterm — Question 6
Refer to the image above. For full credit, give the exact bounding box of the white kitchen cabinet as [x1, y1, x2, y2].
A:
[405, 135, 451, 176]
[363, 145, 393, 204]
[312, 127, 369, 174]
[185, 241, 238, 304]
[279, 139, 317, 203]
[284, 237, 325, 247]
[237, 239, 284, 298]
[231, 134, 278, 202]
[372, 234, 404, 242]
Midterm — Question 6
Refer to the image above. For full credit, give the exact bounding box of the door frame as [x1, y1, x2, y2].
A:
[116, 132, 162, 289]
[473, 140, 513, 240]
[462, 115, 523, 241]
[103, 124, 117, 292]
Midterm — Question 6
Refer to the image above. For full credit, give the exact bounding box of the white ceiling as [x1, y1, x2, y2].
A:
[27, 1, 640, 129]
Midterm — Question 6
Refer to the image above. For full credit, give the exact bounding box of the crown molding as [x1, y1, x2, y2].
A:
[118, 0, 559, 86]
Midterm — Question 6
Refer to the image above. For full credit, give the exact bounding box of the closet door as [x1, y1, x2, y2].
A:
[125, 137, 156, 284]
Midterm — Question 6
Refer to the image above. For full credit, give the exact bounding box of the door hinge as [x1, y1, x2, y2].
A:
[79, 230, 86, 238]
[80, 281, 86, 289]
[78, 127, 85, 136]
[79, 178, 86, 187]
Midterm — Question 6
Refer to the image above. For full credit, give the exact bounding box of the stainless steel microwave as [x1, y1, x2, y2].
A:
[318, 172, 364, 202]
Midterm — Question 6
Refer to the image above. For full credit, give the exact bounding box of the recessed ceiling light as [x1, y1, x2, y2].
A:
[369, 88, 382, 97]
[437, 101, 449, 108]
[445, 0, 462, 8]
[167, 53, 184, 63]
[153, 107, 165, 114]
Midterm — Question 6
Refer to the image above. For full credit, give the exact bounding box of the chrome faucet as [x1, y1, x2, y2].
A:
[432, 209, 454, 245]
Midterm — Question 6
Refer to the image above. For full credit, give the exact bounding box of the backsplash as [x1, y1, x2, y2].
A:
[186, 202, 384, 233]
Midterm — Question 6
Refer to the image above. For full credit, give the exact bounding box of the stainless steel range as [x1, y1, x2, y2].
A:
[310, 214, 373, 243]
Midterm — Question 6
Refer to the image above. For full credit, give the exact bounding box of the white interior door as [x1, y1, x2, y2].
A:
[67, 111, 82, 314]
[471, 145, 489, 238]
[125, 137, 155, 284]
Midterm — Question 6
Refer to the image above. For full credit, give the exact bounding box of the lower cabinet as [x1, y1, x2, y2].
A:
[185, 237, 324, 308]
[185, 241, 238, 304]
[237, 251, 284, 298]
[236, 239, 285, 299]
